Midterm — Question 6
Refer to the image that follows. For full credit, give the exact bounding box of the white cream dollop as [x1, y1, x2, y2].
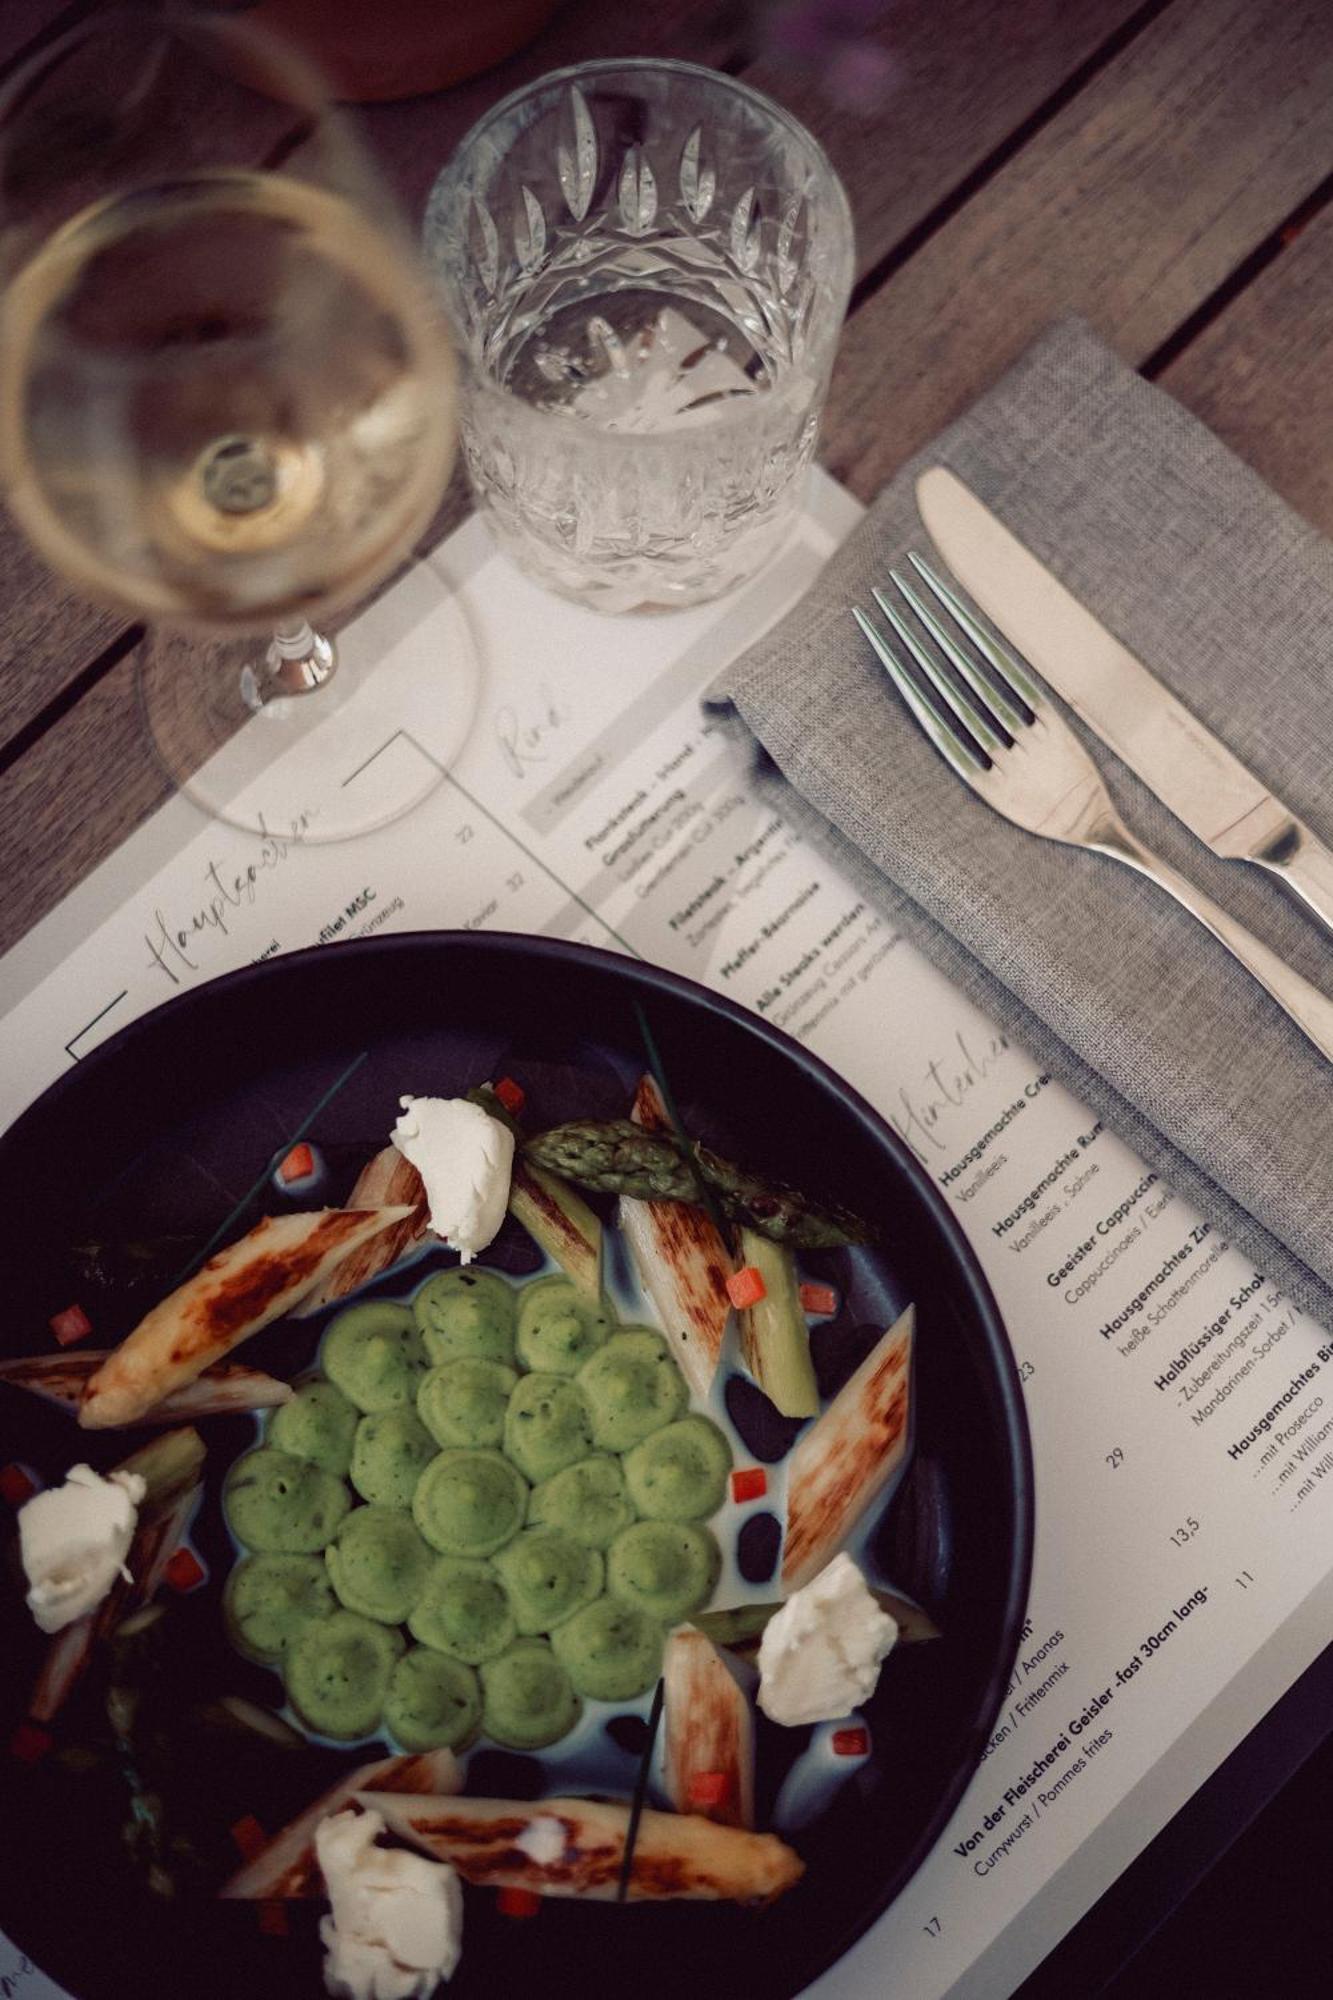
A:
[514, 1814, 566, 1867]
[316, 1807, 462, 2000]
[391, 1095, 514, 1265]
[18, 1462, 146, 1634]
[756, 1552, 898, 1728]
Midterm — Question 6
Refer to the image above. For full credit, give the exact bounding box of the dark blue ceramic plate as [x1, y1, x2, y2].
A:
[0, 932, 1032, 1999]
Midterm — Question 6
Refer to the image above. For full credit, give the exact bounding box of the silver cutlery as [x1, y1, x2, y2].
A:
[916, 466, 1333, 944]
[853, 556, 1333, 1066]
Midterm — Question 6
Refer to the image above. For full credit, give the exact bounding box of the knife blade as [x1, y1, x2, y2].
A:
[916, 465, 1333, 944]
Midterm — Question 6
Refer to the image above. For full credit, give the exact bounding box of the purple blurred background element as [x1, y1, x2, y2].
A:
[757, 0, 900, 110]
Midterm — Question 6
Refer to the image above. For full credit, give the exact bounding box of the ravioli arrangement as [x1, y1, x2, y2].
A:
[222, 1268, 731, 1753]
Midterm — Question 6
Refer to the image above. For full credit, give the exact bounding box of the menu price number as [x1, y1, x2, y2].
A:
[1017, 1359, 1036, 1386]
[922, 1916, 943, 1941]
[1235, 1568, 1255, 1591]
[455, 823, 475, 845]
[1105, 1446, 1125, 1471]
[1168, 1515, 1201, 1549]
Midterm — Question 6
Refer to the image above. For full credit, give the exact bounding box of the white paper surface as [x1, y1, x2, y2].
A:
[3, 471, 1332, 1999]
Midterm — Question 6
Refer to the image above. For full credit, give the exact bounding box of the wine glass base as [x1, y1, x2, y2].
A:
[138, 562, 481, 843]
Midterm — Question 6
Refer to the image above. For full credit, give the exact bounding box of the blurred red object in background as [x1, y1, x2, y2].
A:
[243, 0, 565, 101]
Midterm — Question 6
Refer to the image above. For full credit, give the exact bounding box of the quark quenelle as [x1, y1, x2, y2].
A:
[19, 1462, 147, 1634]
[515, 1814, 567, 1866]
[757, 1552, 898, 1728]
[316, 1807, 463, 2000]
[392, 1096, 514, 1265]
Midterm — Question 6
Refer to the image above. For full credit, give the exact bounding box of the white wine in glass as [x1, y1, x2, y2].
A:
[0, 11, 475, 840]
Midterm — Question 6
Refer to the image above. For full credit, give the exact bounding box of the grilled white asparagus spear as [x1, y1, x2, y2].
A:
[663, 1625, 756, 1828]
[292, 1151, 429, 1316]
[781, 1306, 914, 1591]
[80, 1206, 411, 1428]
[619, 1075, 730, 1400]
[221, 1747, 462, 1899]
[0, 1350, 292, 1421]
[355, 1792, 803, 1904]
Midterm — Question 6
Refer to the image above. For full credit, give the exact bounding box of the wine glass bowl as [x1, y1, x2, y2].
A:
[0, 10, 471, 839]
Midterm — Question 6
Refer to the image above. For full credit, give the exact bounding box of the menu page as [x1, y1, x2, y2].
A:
[3, 474, 1332, 2000]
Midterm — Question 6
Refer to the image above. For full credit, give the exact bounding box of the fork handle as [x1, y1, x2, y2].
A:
[1095, 820, 1333, 1065]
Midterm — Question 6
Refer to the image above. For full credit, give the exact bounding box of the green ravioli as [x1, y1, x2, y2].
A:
[224, 1447, 350, 1554]
[494, 1527, 603, 1636]
[323, 1301, 427, 1414]
[551, 1598, 663, 1703]
[385, 1647, 481, 1751]
[516, 1275, 616, 1375]
[412, 1449, 528, 1558]
[417, 1358, 517, 1450]
[350, 1407, 438, 1508]
[480, 1639, 582, 1750]
[503, 1373, 593, 1484]
[577, 1330, 687, 1453]
[623, 1416, 731, 1522]
[223, 1553, 337, 1663]
[409, 1557, 517, 1665]
[325, 1505, 434, 1624]
[268, 1378, 360, 1477]
[414, 1268, 517, 1366]
[285, 1610, 403, 1740]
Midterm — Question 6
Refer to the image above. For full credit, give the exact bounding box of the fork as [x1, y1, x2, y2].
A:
[854, 554, 1333, 1066]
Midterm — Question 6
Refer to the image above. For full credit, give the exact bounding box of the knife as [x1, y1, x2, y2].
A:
[916, 465, 1333, 944]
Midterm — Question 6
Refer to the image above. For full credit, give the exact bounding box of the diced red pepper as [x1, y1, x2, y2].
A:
[49, 1303, 92, 1347]
[725, 1266, 767, 1310]
[731, 1466, 767, 1504]
[493, 1076, 526, 1116]
[497, 1887, 542, 1918]
[277, 1142, 315, 1184]
[0, 1463, 38, 1508]
[799, 1282, 838, 1317]
[230, 1813, 269, 1861]
[831, 1727, 870, 1757]
[257, 1901, 289, 1937]
[687, 1770, 730, 1808]
[9, 1722, 51, 1765]
[163, 1547, 206, 1593]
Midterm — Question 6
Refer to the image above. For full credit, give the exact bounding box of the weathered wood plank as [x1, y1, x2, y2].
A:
[739, 0, 1151, 284]
[1158, 202, 1333, 541]
[819, 0, 1333, 502]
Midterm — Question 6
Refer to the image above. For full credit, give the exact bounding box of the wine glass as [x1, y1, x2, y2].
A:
[0, 9, 478, 841]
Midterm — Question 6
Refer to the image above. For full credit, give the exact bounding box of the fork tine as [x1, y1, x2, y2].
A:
[851, 607, 984, 778]
[869, 585, 1007, 758]
[906, 552, 1047, 714]
[889, 567, 1029, 739]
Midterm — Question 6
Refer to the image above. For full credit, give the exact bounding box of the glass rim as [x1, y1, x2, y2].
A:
[425, 56, 854, 444]
[434, 55, 854, 213]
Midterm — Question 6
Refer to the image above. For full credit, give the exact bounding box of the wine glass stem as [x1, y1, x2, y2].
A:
[264, 618, 338, 696]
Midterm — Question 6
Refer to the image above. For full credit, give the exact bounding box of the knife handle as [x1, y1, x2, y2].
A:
[1098, 824, 1333, 1067]
[1257, 824, 1333, 947]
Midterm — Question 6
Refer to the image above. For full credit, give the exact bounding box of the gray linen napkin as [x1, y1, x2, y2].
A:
[708, 315, 1333, 1328]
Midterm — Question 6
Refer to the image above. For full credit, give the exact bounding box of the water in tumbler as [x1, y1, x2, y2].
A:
[427, 64, 854, 611]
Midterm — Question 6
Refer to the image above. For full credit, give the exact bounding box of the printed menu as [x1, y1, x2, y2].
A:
[3, 472, 1332, 1999]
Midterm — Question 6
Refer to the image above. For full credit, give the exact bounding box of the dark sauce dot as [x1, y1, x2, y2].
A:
[604, 1714, 651, 1755]
[809, 1320, 887, 1402]
[737, 1511, 781, 1584]
[465, 1750, 546, 1800]
[725, 1376, 806, 1463]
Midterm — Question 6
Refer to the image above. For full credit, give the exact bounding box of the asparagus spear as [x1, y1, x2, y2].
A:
[522, 1121, 872, 1250]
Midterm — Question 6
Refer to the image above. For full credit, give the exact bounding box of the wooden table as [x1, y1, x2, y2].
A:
[3, 1, 1333, 1990]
